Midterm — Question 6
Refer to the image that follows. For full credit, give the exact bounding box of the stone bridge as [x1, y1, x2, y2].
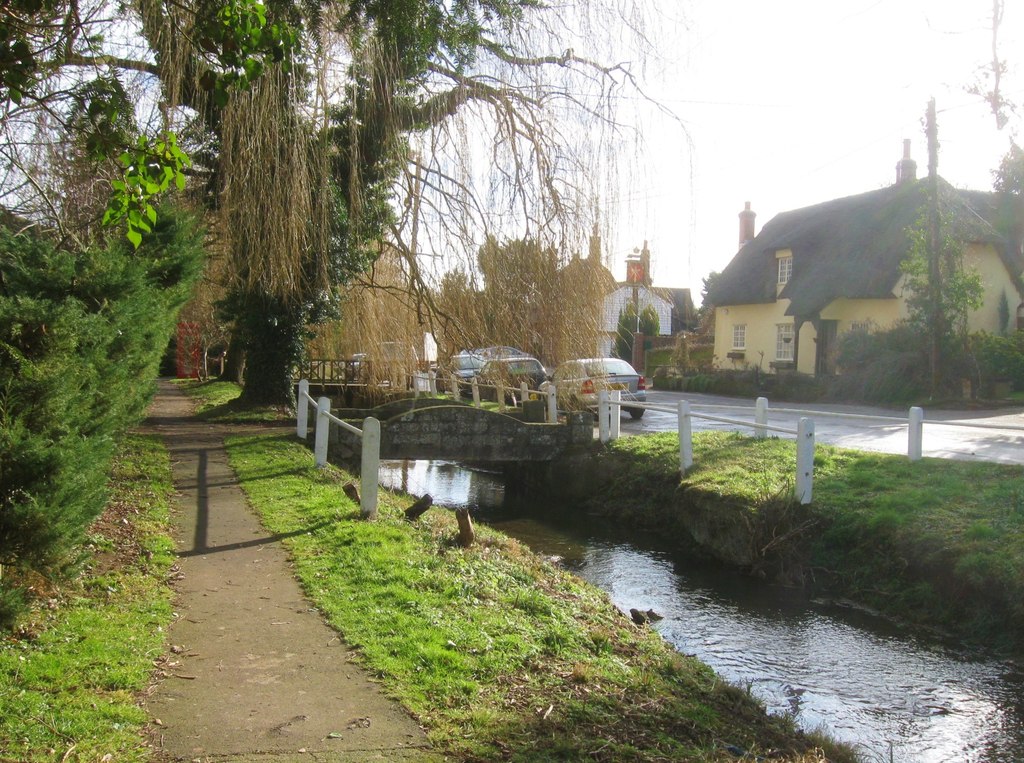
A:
[327, 398, 595, 463]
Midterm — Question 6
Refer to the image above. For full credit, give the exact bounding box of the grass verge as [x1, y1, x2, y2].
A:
[174, 378, 286, 422]
[0, 434, 176, 762]
[223, 431, 854, 762]
[593, 431, 1024, 652]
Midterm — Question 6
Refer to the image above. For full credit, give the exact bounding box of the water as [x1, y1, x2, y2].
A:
[378, 460, 1024, 763]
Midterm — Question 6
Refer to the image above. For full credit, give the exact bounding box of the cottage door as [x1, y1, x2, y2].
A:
[815, 320, 838, 376]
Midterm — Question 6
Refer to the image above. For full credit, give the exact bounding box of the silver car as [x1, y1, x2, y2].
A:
[544, 358, 647, 418]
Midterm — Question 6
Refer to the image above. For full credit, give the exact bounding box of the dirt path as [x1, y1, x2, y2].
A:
[142, 381, 432, 762]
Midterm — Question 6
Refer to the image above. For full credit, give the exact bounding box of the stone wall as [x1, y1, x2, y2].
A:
[327, 402, 594, 463]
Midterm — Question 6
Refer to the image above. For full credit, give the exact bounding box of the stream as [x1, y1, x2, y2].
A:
[378, 459, 1024, 763]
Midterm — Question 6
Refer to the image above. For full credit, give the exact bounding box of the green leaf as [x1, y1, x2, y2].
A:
[126, 228, 142, 248]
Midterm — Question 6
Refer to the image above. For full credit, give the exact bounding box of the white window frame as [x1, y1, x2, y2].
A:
[732, 323, 746, 350]
[777, 255, 793, 285]
[776, 323, 794, 361]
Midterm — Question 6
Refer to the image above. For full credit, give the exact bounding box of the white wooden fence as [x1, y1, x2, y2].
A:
[296, 379, 380, 519]
[598, 392, 818, 504]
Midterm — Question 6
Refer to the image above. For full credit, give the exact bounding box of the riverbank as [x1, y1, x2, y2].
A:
[0, 382, 856, 762]
[551, 431, 1024, 653]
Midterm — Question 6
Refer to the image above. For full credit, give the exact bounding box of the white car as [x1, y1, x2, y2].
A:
[543, 358, 647, 418]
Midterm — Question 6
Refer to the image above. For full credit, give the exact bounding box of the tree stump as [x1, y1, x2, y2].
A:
[455, 508, 475, 547]
[343, 482, 360, 504]
[404, 494, 433, 521]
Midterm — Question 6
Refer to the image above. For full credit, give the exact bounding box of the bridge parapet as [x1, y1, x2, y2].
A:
[328, 400, 593, 463]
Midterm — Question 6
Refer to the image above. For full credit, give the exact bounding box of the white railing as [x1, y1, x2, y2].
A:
[296, 379, 380, 519]
[657, 396, 1024, 463]
[598, 391, 817, 504]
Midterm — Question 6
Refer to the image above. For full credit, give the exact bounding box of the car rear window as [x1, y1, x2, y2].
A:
[586, 359, 635, 376]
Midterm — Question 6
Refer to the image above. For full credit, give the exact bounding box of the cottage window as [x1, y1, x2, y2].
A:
[776, 323, 794, 360]
[850, 320, 873, 333]
[732, 324, 746, 350]
[777, 255, 793, 284]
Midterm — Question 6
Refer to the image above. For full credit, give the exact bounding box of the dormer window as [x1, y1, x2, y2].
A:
[777, 254, 792, 284]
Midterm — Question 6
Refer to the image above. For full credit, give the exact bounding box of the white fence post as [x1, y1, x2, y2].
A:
[451, 374, 460, 401]
[520, 382, 529, 407]
[314, 396, 331, 467]
[610, 390, 621, 440]
[796, 417, 815, 504]
[678, 400, 693, 473]
[908, 406, 923, 461]
[598, 389, 610, 443]
[297, 379, 310, 438]
[429, 370, 437, 395]
[755, 396, 768, 438]
[471, 377, 481, 407]
[547, 385, 557, 423]
[361, 417, 381, 520]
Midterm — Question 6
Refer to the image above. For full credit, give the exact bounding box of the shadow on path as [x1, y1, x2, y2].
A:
[141, 381, 431, 762]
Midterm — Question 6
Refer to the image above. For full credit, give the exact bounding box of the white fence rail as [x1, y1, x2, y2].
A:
[296, 379, 380, 519]
[598, 392, 816, 503]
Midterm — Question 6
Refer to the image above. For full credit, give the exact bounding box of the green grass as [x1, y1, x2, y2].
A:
[175, 378, 286, 422]
[224, 432, 853, 762]
[0, 435, 176, 762]
[599, 431, 1024, 649]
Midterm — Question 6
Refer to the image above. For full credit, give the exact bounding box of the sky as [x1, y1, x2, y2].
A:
[606, 0, 1023, 302]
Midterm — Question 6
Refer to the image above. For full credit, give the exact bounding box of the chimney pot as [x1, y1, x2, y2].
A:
[896, 140, 917, 184]
[738, 202, 756, 247]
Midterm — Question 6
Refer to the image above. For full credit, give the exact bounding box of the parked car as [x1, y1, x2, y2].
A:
[477, 356, 548, 402]
[475, 345, 528, 360]
[449, 351, 485, 380]
[543, 358, 647, 418]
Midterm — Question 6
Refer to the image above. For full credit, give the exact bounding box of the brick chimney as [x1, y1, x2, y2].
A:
[738, 202, 756, 247]
[588, 222, 601, 262]
[895, 139, 917, 184]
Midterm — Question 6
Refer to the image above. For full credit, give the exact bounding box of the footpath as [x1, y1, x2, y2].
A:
[142, 381, 432, 762]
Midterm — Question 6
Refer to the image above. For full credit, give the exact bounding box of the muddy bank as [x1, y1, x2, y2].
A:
[505, 450, 815, 584]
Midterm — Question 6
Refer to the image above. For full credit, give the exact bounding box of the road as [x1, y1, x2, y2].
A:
[617, 390, 1024, 465]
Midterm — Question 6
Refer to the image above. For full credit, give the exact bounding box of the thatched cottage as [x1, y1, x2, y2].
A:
[706, 142, 1024, 377]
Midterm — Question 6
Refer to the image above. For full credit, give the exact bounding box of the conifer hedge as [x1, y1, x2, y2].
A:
[0, 207, 203, 627]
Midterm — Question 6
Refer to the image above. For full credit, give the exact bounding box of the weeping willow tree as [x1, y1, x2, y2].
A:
[2, 0, 683, 406]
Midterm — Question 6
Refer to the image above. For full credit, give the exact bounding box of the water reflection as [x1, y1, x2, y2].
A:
[377, 460, 1024, 763]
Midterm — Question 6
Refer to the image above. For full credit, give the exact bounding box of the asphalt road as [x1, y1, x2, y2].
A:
[618, 390, 1024, 465]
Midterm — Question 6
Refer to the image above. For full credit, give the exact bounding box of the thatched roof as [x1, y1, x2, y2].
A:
[706, 178, 1022, 318]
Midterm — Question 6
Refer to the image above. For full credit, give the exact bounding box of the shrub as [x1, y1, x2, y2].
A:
[969, 331, 1024, 393]
[0, 207, 202, 627]
[830, 323, 933, 402]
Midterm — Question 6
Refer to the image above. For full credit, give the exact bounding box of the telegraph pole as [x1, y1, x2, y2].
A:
[926, 98, 943, 397]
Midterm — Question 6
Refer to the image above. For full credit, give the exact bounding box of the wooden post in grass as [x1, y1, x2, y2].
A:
[547, 386, 557, 423]
[455, 509, 475, 547]
[598, 389, 610, 443]
[405, 494, 433, 521]
[451, 374, 460, 401]
[361, 417, 380, 519]
[297, 379, 310, 438]
[315, 396, 331, 467]
[755, 396, 768, 438]
[796, 417, 815, 504]
[678, 400, 693, 473]
[471, 377, 481, 407]
[610, 390, 621, 440]
[908, 406, 923, 461]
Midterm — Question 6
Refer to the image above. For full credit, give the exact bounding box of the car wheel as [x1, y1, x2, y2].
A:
[628, 407, 645, 419]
